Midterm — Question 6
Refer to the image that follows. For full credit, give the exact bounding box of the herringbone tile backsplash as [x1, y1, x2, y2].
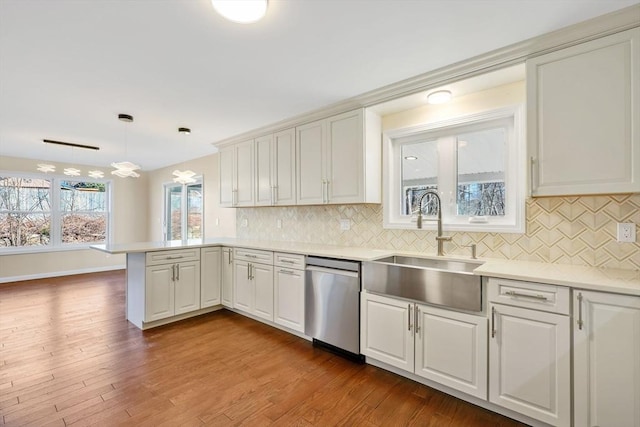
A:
[237, 195, 640, 270]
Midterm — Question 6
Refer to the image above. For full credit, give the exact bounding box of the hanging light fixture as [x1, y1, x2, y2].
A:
[172, 127, 197, 184]
[37, 163, 56, 173]
[88, 170, 105, 179]
[111, 114, 141, 178]
[211, 0, 268, 24]
[63, 167, 81, 176]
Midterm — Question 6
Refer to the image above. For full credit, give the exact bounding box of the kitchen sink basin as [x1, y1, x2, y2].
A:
[362, 256, 484, 312]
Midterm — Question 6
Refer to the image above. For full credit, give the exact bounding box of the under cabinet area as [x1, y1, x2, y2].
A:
[488, 278, 571, 427]
[527, 27, 640, 196]
[361, 291, 487, 399]
[573, 290, 640, 427]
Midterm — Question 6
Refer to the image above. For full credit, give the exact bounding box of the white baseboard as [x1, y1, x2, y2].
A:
[0, 265, 126, 284]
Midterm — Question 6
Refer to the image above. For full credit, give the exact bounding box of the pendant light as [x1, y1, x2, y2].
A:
[37, 139, 56, 173]
[111, 114, 141, 178]
[172, 127, 197, 184]
[211, 0, 268, 24]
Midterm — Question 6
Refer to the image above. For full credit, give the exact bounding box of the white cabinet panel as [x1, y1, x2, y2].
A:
[296, 120, 325, 204]
[221, 247, 234, 308]
[200, 247, 221, 308]
[415, 304, 487, 399]
[528, 27, 640, 196]
[234, 261, 252, 313]
[273, 128, 296, 205]
[255, 134, 273, 206]
[174, 261, 200, 315]
[574, 290, 640, 427]
[253, 263, 274, 321]
[274, 267, 305, 332]
[361, 292, 414, 372]
[326, 109, 364, 204]
[489, 303, 570, 427]
[219, 147, 234, 206]
[219, 140, 254, 207]
[145, 265, 174, 322]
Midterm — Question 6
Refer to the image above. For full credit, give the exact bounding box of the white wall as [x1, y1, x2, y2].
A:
[0, 155, 148, 282]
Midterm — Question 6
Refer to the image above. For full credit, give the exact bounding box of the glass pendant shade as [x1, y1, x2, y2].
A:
[212, 0, 267, 23]
[111, 161, 141, 178]
[172, 169, 197, 184]
[37, 163, 56, 173]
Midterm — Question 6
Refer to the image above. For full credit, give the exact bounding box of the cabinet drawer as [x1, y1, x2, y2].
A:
[234, 248, 273, 264]
[274, 252, 305, 269]
[146, 248, 201, 266]
[488, 278, 569, 315]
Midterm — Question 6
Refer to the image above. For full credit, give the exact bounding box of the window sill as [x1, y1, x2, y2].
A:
[0, 244, 107, 256]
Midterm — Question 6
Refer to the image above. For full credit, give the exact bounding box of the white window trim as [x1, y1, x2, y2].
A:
[0, 170, 113, 254]
[163, 177, 204, 242]
[383, 105, 525, 233]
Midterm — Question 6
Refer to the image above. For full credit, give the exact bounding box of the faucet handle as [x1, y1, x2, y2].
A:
[463, 243, 477, 259]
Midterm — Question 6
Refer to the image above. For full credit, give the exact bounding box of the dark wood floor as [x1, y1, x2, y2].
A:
[0, 271, 528, 426]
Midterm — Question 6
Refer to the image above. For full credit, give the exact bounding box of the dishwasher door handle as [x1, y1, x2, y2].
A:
[305, 265, 359, 278]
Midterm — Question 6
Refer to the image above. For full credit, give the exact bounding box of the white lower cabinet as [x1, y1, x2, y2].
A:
[361, 292, 487, 399]
[221, 247, 234, 308]
[488, 278, 570, 427]
[145, 259, 201, 322]
[200, 247, 221, 308]
[274, 266, 305, 333]
[573, 290, 640, 427]
[233, 248, 274, 321]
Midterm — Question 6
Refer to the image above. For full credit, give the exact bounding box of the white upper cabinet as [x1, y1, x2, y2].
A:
[219, 140, 255, 207]
[255, 128, 296, 206]
[528, 27, 640, 196]
[297, 108, 381, 205]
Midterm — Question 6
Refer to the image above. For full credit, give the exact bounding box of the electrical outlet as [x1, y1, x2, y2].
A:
[340, 219, 351, 231]
[241, 218, 248, 228]
[617, 223, 636, 243]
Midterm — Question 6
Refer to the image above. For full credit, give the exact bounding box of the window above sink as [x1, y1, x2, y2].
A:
[374, 65, 526, 234]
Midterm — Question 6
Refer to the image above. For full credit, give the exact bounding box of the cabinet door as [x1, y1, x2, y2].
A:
[489, 303, 570, 427]
[296, 120, 325, 205]
[415, 304, 487, 399]
[200, 248, 221, 308]
[253, 263, 274, 321]
[174, 261, 200, 315]
[574, 291, 640, 427]
[274, 267, 305, 332]
[221, 248, 234, 308]
[235, 140, 255, 206]
[234, 261, 252, 313]
[255, 134, 273, 206]
[273, 128, 296, 205]
[219, 147, 235, 207]
[528, 28, 640, 196]
[360, 292, 414, 372]
[145, 265, 175, 322]
[326, 109, 364, 204]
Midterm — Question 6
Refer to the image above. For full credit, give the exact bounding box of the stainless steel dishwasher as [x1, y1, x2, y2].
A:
[305, 256, 363, 361]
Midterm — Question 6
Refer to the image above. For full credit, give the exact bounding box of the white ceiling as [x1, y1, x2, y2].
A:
[0, 0, 638, 172]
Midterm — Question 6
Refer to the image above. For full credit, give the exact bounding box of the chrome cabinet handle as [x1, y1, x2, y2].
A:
[415, 306, 420, 334]
[530, 156, 535, 197]
[247, 263, 250, 280]
[171, 264, 176, 282]
[246, 254, 257, 258]
[228, 249, 233, 264]
[176, 264, 179, 281]
[166, 255, 184, 260]
[491, 306, 496, 338]
[279, 269, 296, 275]
[577, 292, 584, 330]
[250, 264, 254, 280]
[274, 185, 278, 205]
[232, 189, 238, 206]
[505, 290, 548, 301]
[280, 259, 295, 264]
[408, 304, 413, 331]
[325, 180, 330, 204]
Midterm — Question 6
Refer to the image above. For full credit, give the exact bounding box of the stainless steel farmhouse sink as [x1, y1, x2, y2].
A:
[362, 256, 484, 312]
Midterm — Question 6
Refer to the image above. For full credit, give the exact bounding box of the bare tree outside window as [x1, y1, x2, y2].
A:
[0, 177, 51, 247]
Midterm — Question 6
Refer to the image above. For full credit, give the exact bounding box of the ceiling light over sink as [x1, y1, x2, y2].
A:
[427, 90, 452, 105]
[212, 0, 268, 24]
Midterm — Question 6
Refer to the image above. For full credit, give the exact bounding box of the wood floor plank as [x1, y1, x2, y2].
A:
[0, 271, 528, 427]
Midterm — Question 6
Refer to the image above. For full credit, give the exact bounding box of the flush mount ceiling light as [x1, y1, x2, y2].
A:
[37, 163, 56, 173]
[63, 167, 81, 177]
[212, 0, 268, 23]
[178, 127, 191, 135]
[427, 90, 452, 105]
[404, 156, 418, 160]
[172, 169, 197, 185]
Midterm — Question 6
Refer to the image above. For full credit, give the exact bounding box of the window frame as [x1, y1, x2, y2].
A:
[383, 105, 525, 233]
[0, 170, 113, 254]
[163, 177, 204, 242]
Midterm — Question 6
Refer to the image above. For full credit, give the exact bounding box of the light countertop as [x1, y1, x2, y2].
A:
[91, 239, 640, 296]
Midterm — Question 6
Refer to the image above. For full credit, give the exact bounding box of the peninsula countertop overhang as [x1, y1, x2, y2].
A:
[90, 239, 640, 296]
